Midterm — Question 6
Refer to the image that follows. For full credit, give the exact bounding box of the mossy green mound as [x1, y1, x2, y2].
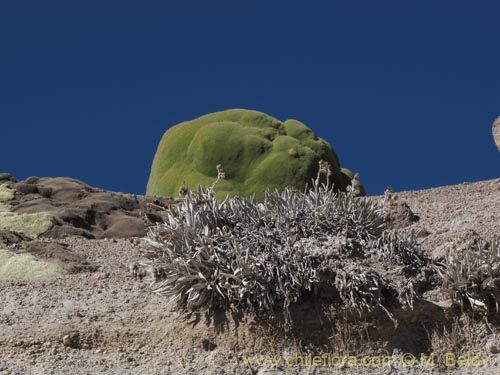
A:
[0, 249, 64, 281]
[147, 109, 357, 200]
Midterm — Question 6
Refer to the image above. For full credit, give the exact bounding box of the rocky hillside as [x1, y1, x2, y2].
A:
[1, 174, 500, 374]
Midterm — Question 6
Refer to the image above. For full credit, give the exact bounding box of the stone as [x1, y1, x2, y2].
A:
[23, 176, 40, 184]
[40, 225, 94, 240]
[62, 331, 80, 349]
[432, 229, 482, 260]
[102, 213, 146, 238]
[486, 338, 500, 354]
[13, 182, 39, 195]
[1, 176, 171, 240]
[0, 173, 16, 182]
[0, 229, 31, 246]
[201, 339, 217, 351]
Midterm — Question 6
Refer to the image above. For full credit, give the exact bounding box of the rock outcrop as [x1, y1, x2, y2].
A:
[0, 176, 174, 240]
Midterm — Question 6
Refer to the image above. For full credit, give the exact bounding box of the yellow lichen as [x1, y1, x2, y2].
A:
[0, 184, 55, 237]
[0, 249, 64, 281]
[0, 211, 55, 238]
[0, 184, 14, 203]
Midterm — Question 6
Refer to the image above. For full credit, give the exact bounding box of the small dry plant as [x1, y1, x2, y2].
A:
[327, 313, 376, 356]
[142, 163, 428, 331]
[434, 237, 500, 315]
[427, 314, 485, 368]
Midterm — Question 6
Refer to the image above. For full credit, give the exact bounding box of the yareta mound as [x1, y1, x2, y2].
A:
[146, 109, 359, 200]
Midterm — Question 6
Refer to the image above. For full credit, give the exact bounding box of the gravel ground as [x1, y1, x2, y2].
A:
[2, 178, 500, 375]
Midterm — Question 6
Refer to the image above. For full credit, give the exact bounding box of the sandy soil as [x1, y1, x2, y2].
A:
[2, 178, 500, 375]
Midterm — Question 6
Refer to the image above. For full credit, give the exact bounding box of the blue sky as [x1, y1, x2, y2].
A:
[1, 1, 499, 196]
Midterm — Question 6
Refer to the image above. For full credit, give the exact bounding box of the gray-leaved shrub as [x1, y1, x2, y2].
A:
[434, 237, 500, 314]
[143, 176, 427, 330]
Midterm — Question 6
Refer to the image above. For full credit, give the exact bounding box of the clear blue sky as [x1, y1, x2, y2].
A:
[1, 1, 499, 196]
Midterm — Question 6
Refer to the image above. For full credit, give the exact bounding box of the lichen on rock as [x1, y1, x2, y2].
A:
[0, 211, 55, 238]
[0, 184, 14, 203]
[0, 183, 56, 237]
[0, 249, 64, 281]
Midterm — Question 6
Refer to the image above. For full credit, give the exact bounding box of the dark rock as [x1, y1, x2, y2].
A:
[102, 213, 146, 238]
[62, 331, 81, 349]
[11, 198, 58, 214]
[23, 176, 40, 184]
[36, 178, 94, 202]
[201, 339, 217, 351]
[71, 196, 121, 213]
[4, 176, 172, 240]
[0, 173, 16, 182]
[55, 208, 91, 229]
[40, 225, 94, 240]
[37, 187, 53, 198]
[13, 182, 39, 195]
[0, 230, 32, 245]
[71, 193, 140, 212]
[145, 212, 164, 224]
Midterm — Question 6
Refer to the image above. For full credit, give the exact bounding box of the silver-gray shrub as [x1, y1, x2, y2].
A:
[144, 181, 427, 330]
[434, 237, 500, 314]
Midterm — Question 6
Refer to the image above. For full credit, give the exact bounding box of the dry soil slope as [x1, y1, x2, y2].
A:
[1, 178, 500, 375]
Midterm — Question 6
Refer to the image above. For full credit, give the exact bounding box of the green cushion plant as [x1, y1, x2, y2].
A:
[147, 109, 359, 200]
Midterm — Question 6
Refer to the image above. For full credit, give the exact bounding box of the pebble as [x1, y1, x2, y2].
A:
[93, 272, 110, 280]
[62, 331, 80, 349]
[486, 338, 500, 354]
[257, 367, 285, 375]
